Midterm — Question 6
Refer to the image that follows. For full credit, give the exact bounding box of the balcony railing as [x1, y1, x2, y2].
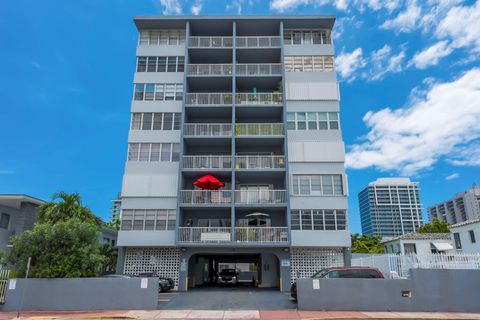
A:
[184, 123, 232, 137]
[178, 227, 232, 243]
[183, 155, 232, 169]
[189, 36, 233, 48]
[180, 190, 232, 205]
[235, 123, 284, 136]
[235, 155, 285, 169]
[235, 190, 287, 204]
[235, 227, 289, 243]
[236, 36, 281, 48]
[236, 93, 283, 105]
[236, 64, 282, 76]
[188, 64, 233, 76]
[186, 93, 233, 105]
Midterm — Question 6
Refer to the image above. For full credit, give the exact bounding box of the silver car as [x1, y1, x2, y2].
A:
[217, 269, 239, 285]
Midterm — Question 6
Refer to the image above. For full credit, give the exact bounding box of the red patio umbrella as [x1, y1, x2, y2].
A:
[194, 174, 225, 190]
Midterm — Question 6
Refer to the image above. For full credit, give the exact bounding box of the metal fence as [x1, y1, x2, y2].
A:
[185, 93, 233, 105]
[352, 253, 480, 279]
[183, 123, 232, 137]
[183, 155, 232, 169]
[235, 190, 287, 204]
[236, 93, 283, 105]
[0, 269, 10, 304]
[189, 36, 233, 48]
[188, 64, 233, 76]
[236, 63, 282, 76]
[236, 36, 281, 47]
[235, 227, 289, 243]
[178, 227, 232, 243]
[235, 155, 285, 169]
[235, 123, 284, 136]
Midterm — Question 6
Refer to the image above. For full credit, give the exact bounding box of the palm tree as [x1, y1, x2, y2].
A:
[99, 243, 118, 272]
[37, 192, 101, 226]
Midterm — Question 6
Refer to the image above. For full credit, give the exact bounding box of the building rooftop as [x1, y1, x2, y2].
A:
[450, 218, 480, 229]
[0, 194, 46, 209]
[369, 177, 415, 186]
[382, 233, 451, 243]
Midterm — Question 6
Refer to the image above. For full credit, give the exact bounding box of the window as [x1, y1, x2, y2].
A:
[121, 209, 176, 231]
[157, 57, 167, 72]
[138, 30, 185, 46]
[147, 56, 157, 72]
[130, 113, 181, 131]
[469, 230, 476, 243]
[177, 57, 185, 72]
[291, 209, 346, 230]
[284, 29, 331, 45]
[284, 55, 335, 72]
[286, 112, 340, 130]
[127, 143, 180, 162]
[0, 213, 10, 229]
[167, 56, 177, 72]
[133, 83, 183, 101]
[403, 243, 417, 254]
[454, 232, 462, 249]
[137, 57, 147, 72]
[292, 174, 344, 196]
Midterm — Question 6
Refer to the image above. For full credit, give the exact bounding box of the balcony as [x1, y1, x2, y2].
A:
[235, 190, 287, 204]
[236, 93, 282, 105]
[235, 123, 284, 136]
[189, 36, 233, 48]
[235, 155, 285, 170]
[235, 227, 289, 243]
[184, 123, 232, 137]
[178, 227, 232, 243]
[183, 155, 232, 169]
[186, 93, 233, 105]
[236, 64, 282, 76]
[236, 36, 281, 48]
[188, 64, 233, 76]
[180, 190, 232, 205]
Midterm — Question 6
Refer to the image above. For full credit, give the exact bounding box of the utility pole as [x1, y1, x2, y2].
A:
[17, 256, 31, 318]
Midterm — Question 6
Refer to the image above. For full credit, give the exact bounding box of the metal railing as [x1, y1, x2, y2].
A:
[235, 155, 285, 169]
[236, 63, 282, 76]
[178, 227, 232, 243]
[184, 123, 232, 137]
[186, 93, 233, 105]
[183, 155, 232, 169]
[235, 190, 287, 204]
[189, 36, 233, 48]
[235, 227, 289, 243]
[352, 253, 480, 279]
[236, 93, 283, 105]
[0, 269, 10, 304]
[235, 123, 284, 136]
[188, 64, 233, 76]
[180, 190, 232, 204]
[236, 36, 281, 48]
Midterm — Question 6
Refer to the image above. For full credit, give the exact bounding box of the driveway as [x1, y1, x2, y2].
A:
[158, 287, 296, 310]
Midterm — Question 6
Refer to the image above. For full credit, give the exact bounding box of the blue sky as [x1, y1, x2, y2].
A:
[0, 0, 479, 233]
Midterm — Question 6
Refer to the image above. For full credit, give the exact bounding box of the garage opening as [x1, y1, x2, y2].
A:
[187, 253, 279, 290]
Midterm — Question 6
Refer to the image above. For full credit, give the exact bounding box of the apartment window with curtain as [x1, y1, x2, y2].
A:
[284, 56, 334, 72]
[291, 209, 346, 230]
[287, 112, 339, 130]
[291, 174, 344, 196]
[121, 209, 176, 231]
[127, 143, 180, 162]
[133, 83, 184, 101]
[130, 113, 181, 131]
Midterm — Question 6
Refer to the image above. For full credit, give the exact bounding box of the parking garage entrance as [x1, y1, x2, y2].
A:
[187, 252, 280, 290]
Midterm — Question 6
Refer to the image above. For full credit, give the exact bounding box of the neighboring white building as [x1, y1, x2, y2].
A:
[382, 233, 453, 255]
[450, 219, 480, 254]
[428, 183, 480, 225]
[359, 178, 423, 238]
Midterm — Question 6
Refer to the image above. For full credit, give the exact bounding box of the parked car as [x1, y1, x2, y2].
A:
[137, 272, 174, 292]
[217, 268, 239, 285]
[290, 267, 384, 300]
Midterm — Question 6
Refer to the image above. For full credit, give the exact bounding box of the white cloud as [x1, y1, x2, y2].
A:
[191, 0, 203, 15]
[269, 0, 401, 12]
[335, 48, 366, 81]
[159, 0, 182, 14]
[445, 173, 460, 180]
[381, 0, 422, 33]
[362, 45, 407, 81]
[409, 40, 453, 69]
[346, 68, 480, 176]
[226, 0, 243, 14]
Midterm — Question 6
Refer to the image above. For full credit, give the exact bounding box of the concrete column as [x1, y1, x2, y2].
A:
[343, 247, 352, 266]
[115, 246, 126, 274]
[277, 250, 291, 292]
[178, 250, 190, 291]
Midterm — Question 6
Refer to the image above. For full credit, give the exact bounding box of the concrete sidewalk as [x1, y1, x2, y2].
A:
[2, 310, 480, 320]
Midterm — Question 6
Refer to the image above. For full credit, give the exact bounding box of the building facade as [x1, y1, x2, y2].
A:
[0, 194, 45, 249]
[116, 16, 350, 291]
[382, 233, 453, 255]
[428, 183, 480, 225]
[359, 178, 423, 238]
[450, 219, 480, 254]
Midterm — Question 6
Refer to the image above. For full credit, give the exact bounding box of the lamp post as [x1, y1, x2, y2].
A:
[17, 256, 31, 318]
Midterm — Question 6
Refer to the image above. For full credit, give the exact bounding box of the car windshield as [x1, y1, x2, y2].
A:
[220, 269, 236, 275]
[311, 269, 329, 279]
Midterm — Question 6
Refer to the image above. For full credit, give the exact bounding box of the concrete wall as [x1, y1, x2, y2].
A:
[2, 277, 158, 311]
[297, 269, 480, 312]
